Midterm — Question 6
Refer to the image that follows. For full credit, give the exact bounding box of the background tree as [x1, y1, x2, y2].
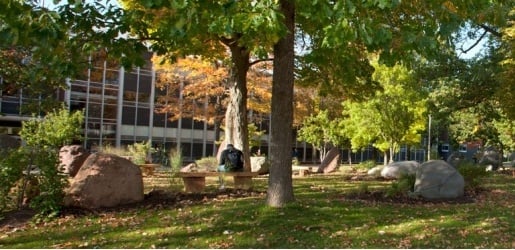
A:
[297, 109, 349, 163]
[448, 104, 513, 156]
[121, 0, 285, 171]
[341, 62, 427, 164]
[496, 9, 515, 119]
[152, 55, 273, 155]
[419, 14, 513, 154]
[153, 56, 228, 149]
[297, 110, 332, 162]
[292, 84, 318, 126]
[494, 117, 515, 153]
[0, 1, 148, 114]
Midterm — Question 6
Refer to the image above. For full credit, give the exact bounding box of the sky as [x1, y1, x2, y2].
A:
[458, 39, 488, 59]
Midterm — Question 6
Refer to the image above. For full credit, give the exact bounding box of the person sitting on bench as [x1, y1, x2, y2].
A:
[218, 144, 244, 189]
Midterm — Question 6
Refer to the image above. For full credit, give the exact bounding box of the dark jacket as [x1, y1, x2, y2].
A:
[220, 147, 244, 171]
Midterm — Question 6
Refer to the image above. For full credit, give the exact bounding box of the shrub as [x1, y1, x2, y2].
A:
[0, 148, 26, 214]
[457, 161, 489, 189]
[19, 107, 83, 147]
[386, 174, 416, 197]
[28, 147, 66, 219]
[2, 107, 84, 219]
[168, 147, 183, 187]
[101, 145, 130, 157]
[169, 147, 183, 171]
[195, 157, 218, 172]
[127, 141, 154, 164]
[356, 160, 377, 171]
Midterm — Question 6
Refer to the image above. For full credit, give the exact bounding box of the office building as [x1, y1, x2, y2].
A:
[1, 52, 230, 162]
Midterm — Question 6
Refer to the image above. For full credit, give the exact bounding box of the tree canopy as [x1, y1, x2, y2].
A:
[341, 61, 427, 163]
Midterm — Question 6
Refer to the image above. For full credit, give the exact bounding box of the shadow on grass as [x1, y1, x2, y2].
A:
[1, 172, 513, 248]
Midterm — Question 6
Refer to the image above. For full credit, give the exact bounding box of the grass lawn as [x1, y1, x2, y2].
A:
[0, 166, 514, 248]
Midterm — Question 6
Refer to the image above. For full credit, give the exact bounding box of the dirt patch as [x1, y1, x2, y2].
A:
[0, 208, 36, 230]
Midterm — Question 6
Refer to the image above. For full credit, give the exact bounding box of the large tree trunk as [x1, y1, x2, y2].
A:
[267, 0, 295, 207]
[224, 43, 251, 172]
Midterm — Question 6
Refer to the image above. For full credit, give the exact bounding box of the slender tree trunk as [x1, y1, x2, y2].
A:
[383, 152, 388, 166]
[389, 139, 397, 163]
[224, 43, 251, 171]
[267, 0, 295, 207]
[348, 149, 352, 165]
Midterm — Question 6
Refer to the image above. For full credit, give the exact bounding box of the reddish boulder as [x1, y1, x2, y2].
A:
[64, 153, 144, 209]
[59, 145, 90, 177]
[318, 147, 340, 173]
[180, 163, 198, 172]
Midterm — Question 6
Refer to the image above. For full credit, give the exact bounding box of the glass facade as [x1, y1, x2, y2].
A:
[64, 56, 222, 162]
[0, 54, 224, 162]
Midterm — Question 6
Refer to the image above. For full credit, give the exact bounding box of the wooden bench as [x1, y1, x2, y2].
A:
[176, 171, 259, 192]
[292, 165, 314, 177]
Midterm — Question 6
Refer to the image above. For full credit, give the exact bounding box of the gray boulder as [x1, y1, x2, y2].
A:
[251, 156, 266, 172]
[64, 153, 144, 209]
[479, 148, 501, 171]
[381, 161, 420, 179]
[251, 156, 269, 175]
[367, 165, 384, 177]
[413, 160, 464, 199]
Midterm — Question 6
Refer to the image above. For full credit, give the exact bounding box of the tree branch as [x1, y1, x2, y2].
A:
[460, 30, 488, 54]
[249, 58, 273, 66]
[479, 24, 502, 38]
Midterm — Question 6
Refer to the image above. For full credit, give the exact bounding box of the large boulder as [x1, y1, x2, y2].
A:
[59, 145, 91, 177]
[381, 161, 420, 179]
[64, 153, 144, 209]
[413, 160, 465, 199]
[318, 147, 340, 173]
